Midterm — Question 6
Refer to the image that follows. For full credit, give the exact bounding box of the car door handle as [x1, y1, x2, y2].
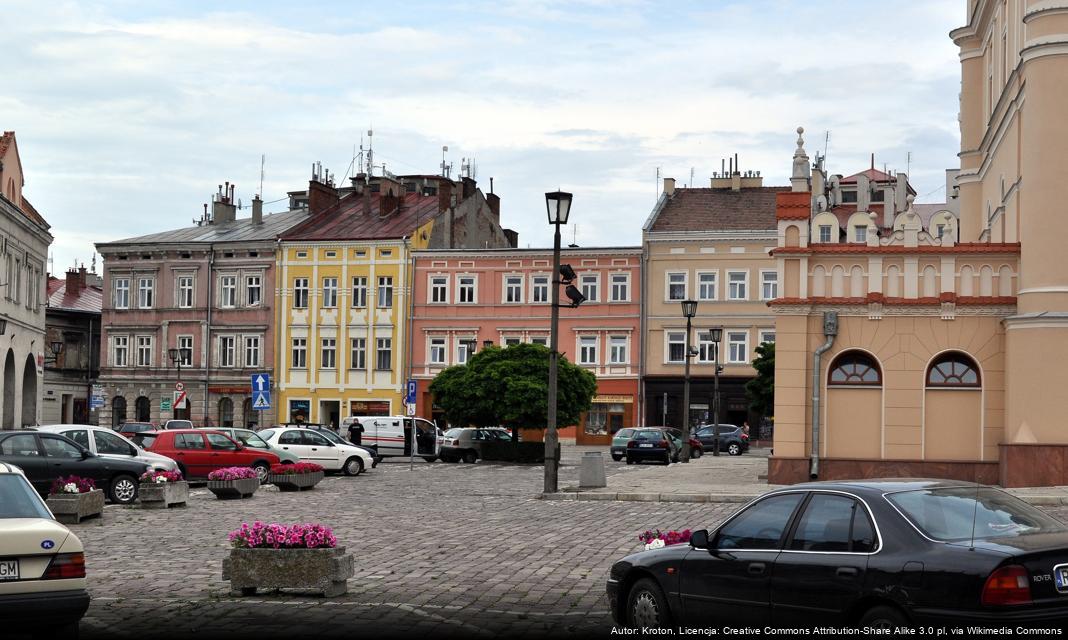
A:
[836, 567, 859, 578]
[311, 448, 318, 451]
[748, 562, 766, 575]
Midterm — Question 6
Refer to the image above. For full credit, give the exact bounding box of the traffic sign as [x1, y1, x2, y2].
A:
[405, 404, 416, 417]
[175, 381, 185, 392]
[405, 379, 417, 406]
[252, 391, 271, 410]
[174, 390, 188, 409]
[252, 373, 270, 393]
[160, 398, 172, 411]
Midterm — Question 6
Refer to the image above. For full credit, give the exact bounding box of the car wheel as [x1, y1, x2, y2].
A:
[691, 447, 702, 459]
[667, 453, 675, 465]
[109, 474, 138, 505]
[626, 457, 635, 465]
[727, 443, 741, 456]
[252, 462, 271, 483]
[462, 450, 478, 464]
[422, 456, 437, 463]
[611, 454, 623, 462]
[858, 605, 909, 629]
[627, 577, 671, 629]
[343, 457, 364, 476]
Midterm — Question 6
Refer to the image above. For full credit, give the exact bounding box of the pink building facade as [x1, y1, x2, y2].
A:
[410, 247, 641, 445]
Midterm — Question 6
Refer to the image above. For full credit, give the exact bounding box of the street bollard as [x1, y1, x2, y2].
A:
[579, 451, 607, 488]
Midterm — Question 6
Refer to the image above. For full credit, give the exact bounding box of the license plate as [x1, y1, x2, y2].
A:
[639, 443, 653, 448]
[0, 559, 19, 581]
[1055, 564, 1068, 593]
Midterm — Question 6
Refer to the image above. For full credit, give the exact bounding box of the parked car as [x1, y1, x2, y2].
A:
[664, 428, 703, 459]
[0, 461, 90, 637]
[608, 479, 1068, 628]
[438, 427, 512, 463]
[132, 429, 280, 483]
[289, 426, 380, 467]
[162, 420, 194, 430]
[624, 428, 680, 465]
[694, 423, 749, 456]
[200, 427, 300, 465]
[258, 427, 374, 476]
[0, 430, 148, 504]
[610, 428, 636, 462]
[340, 416, 441, 461]
[37, 424, 178, 472]
[116, 421, 156, 439]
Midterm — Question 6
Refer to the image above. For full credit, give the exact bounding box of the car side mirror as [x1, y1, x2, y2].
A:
[690, 529, 709, 549]
[81, 449, 93, 459]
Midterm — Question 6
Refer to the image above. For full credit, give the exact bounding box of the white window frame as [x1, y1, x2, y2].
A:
[136, 335, 153, 367]
[218, 335, 236, 368]
[760, 270, 778, 301]
[854, 226, 867, 243]
[220, 275, 237, 308]
[818, 225, 833, 243]
[579, 273, 600, 303]
[666, 271, 687, 301]
[456, 274, 477, 304]
[177, 275, 194, 309]
[578, 335, 598, 365]
[608, 335, 628, 364]
[666, 331, 685, 363]
[502, 336, 522, 347]
[244, 335, 261, 368]
[292, 337, 307, 369]
[322, 277, 338, 308]
[456, 337, 474, 364]
[321, 337, 337, 369]
[531, 274, 549, 304]
[114, 278, 130, 309]
[759, 330, 776, 345]
[113, 335, 129, 367]
[245, 274, 262, 307]
[503, 274, 524, 304]
[429, 336, 447, 365]
[293, 278, 309, 309]
[350, 337, 367, 370]
[728, 331, 749, 364]
[727, 271, 749, 301]
[351, 276, 367, 308]
[377, 276, 394, 308]
[137, 277, 154, 309]
[697, 270, 718, 301]
[177, 335, 193, 367]
[698, 334, 718, 363]
[429, 275, 449, 304]
[375, 337, 392, 370]
[530, 336, 549, 347]
[609, 273, 630, 302]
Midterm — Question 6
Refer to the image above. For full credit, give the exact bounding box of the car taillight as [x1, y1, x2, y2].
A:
[43, 553, 86, 580]
[450, 439, 459, 446]
[659, 440, 668, 447]
[627, 441, 637, 448]
[982, 565, 1031, 606]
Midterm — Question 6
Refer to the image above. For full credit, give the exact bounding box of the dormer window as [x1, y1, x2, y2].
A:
[841, 190, 858, 203]
[819, 225, 833, 243]
[870, 190, 884, 202]
[855, 226, 867, 243]
[936, 224, 946, 239]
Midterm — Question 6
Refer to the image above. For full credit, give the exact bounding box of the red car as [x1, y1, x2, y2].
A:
[132, 429, 280, 482]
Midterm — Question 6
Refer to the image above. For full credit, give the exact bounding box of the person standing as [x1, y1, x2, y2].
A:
[347, 420, 364, 445]
[742, 421, 751, 438]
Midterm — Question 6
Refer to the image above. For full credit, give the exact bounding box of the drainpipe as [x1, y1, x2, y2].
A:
[810, 311, 838, 479]
[204, 244, 215, 426]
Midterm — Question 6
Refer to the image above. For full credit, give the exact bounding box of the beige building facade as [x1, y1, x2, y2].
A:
[770, 0, 1068, 486]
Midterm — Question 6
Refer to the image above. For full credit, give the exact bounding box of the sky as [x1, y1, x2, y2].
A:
[4, 0, 966, 273]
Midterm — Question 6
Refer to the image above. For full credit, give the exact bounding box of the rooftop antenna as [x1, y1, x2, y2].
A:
[48, 252, 54, 275]
[259, 154, 265, 198]
[656, 167, 661, 200]
[366, 128, 374, 178]
[824, 130, 831, 160]
[91, 253, 97, 274]
[906, 151, 912, 178]
[441, 145, 448, 177]
[690, 167, 695, 189]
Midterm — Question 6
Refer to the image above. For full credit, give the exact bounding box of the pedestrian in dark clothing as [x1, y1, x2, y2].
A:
[348, 420, 364, 445]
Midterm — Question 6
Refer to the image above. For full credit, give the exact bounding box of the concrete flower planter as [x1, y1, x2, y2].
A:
[269, 470, 324, 492]
[207, 478, 260, 500]
[222, 547, 354, 597]
[139, 481, 189, 509]
[47, 489, 105, 524]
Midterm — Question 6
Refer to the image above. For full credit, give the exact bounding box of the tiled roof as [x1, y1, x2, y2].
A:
[18, 195, 48, 229]
[776, 191, 810, 220]
[648, 186, 788, 233]
[101, 208, 311, 246]
[281, 192, 442, 241]
[840, 168, 894, 184]
[772, 242, 1021, 256]
[0, 132, 13, 159]
[46, 277, 103, 314]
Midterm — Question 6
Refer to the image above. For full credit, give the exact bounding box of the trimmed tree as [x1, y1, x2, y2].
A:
[428, 343, 597, 441]
[745, 341, 775, 421]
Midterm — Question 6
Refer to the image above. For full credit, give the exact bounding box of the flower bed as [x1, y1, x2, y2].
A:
[207, 467, 260, 500]
[269, 463, 325, 492]
[139, 469, 188, 509]
[46, 476, 104, 524]
[638, 529, 692, 550]
[222, 522, 353, 597]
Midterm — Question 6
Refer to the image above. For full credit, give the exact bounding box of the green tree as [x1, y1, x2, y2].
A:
[745, 341, 775, 419]
[428, 343, 597, 440]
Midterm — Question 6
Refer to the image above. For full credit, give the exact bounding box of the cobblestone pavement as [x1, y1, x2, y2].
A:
[66, 452, 741, 640]
[29, 450, 1068, 640]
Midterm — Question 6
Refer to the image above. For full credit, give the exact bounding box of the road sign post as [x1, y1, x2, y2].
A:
[251, 373, 272, 417]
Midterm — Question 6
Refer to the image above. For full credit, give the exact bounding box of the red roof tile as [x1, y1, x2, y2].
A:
[649, 186, 788, 232]
[775, 191, 810, 220]
[47, 277, 102, 314]
[281, 191, 441, 241]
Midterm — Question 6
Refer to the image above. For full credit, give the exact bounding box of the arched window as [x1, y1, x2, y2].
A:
[219, 397, 234, 427]
[926, 352, 980, 388]
[135, 396, 151, 422]
[112, 396, 127, 427]
[828, 351, 881, 386]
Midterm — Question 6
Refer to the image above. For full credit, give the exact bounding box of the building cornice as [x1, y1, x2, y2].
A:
[412, 247, 641, 259]
[644, 230, 776, 243]
[772, 243, 1020, 257]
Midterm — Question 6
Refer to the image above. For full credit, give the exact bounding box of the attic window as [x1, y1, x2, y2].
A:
[248, 251, 258, 258]
[870, 190, 884, 202]
[224, 252, 235, 258]
[297, 251, 308, 259]
[422, 186, 437, 196]
[118, 255, 128, 261]
[370, 183, 381, 193]
[381, 250, 392, 257]
[181, 253, 191, 259]
[355, 250, 366, 258]
[841, 190, 858, 203]
[326, 251, 337, 258]
[141, 254, 151, 260]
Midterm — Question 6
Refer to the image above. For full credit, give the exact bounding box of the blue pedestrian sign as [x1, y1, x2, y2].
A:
[405, 379, 417, 406]
[251, 373, 271, 410]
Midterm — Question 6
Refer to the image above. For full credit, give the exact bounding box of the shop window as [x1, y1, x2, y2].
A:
[585, 402, 625, 436]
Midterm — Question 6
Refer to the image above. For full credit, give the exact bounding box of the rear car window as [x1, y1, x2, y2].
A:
[717, 493, 804, 550]
[132, 434, 157, 449]
[443, 429, 463, 438]
[0, 475, 52, 519]
[633, 430, 664, 440]
[614, 428, 634, 439]
[887, 487, 1066, 542]
[258, 429, 276, 441]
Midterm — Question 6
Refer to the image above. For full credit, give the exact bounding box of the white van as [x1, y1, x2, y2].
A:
[341, 416, 441, 461]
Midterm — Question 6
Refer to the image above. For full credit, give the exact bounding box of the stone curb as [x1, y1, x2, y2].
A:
[542, 491, 1068, 506]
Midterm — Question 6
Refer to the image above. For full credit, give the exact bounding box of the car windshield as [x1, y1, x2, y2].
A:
[614, 428, 634, 439]
[167, 420, 193, 429]
[633, 429, 664, 440]
[887, 486, 1067, 542]
[0, 474, 53, 519]
[444, 429, 463, 438]
[122, 423, 151, 433]
[234, 431, 270, 449]
[258, 429, 276, 441]
[315, 429, 345, 444]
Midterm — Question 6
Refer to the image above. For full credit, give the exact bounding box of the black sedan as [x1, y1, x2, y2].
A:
[607, 479, 1068, 627]
[0, 430, 149, 504]
[624, 428, 680, 465]
[694, 423, 749, 456]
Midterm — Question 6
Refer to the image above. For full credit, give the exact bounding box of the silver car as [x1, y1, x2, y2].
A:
[206, 427, 300, 464]
[36, 424, 178, 472]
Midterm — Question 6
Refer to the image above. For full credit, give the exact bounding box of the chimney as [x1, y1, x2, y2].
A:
[212, 182, 237, 224]
[438, 179, 454, 213]
[486, 192, 501, 225]
[379, 185, 401, 216]
[856, 174, 871, 212]
[308, 177, 340, 216]
[461, 176, 477, 200]
[663, 177, 675, 196]
[252, 194, 263, 224]
[66, 267, 86, 294]
[503, 228, 519, 248]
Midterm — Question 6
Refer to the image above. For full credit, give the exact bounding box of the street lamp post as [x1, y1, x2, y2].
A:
[544, 190, 573, 494]
[710, 327, 723, 456]
[168, 347, 191, 417]
[680, 300, 698, 462]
